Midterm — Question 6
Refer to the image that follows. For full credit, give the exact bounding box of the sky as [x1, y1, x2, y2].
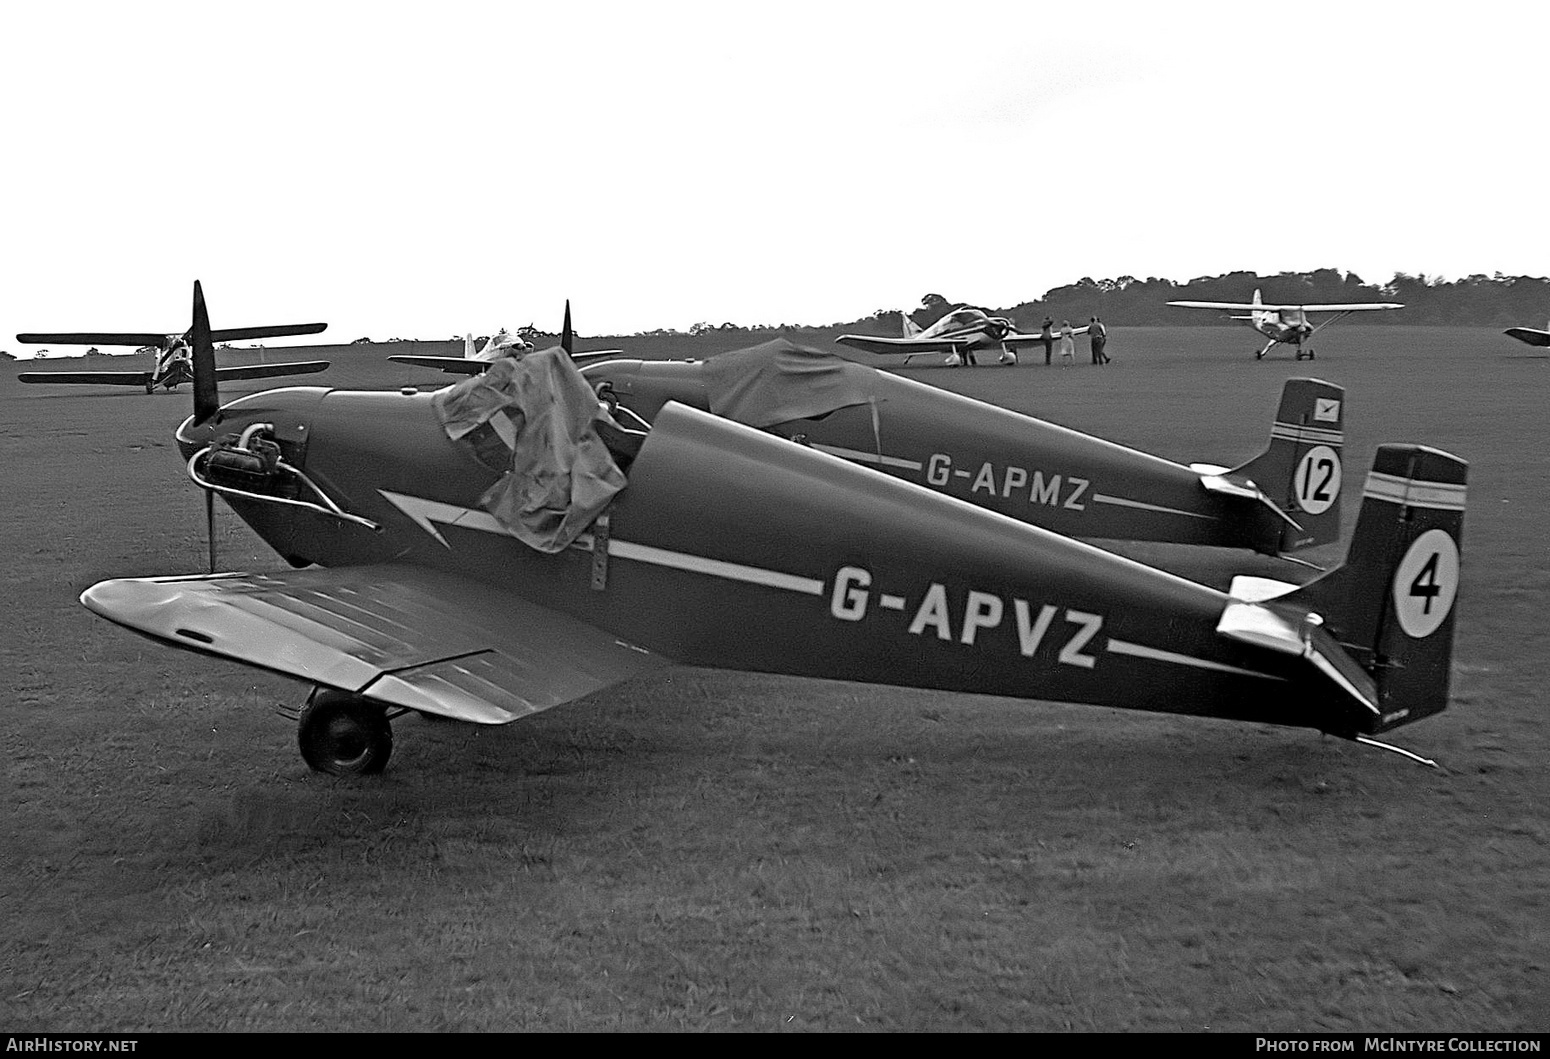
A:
[4, 1, 1547, 353]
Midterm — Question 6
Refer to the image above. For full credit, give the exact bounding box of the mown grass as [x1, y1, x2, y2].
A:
[1, 326, 1545, 1030]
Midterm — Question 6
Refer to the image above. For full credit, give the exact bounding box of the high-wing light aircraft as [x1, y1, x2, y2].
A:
[837, 307, 1087, 366]
[388, 303, 622, 374]
[80, 283, 1467, 777]
[1167, 289, 1403, 360]
[1503, 321, 1550, 348]
[16, 314, 329, 393]
[583, 340, 1347, 557]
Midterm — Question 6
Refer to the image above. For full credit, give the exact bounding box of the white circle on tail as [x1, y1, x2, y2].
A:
[1293, 445, 1341, 515]
[1392, 528, 1460, 638]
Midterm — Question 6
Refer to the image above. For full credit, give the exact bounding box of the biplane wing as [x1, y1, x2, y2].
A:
[17, 369, 154, 387]
[81, 563, 666, 724]
[215, 361, 331, 381]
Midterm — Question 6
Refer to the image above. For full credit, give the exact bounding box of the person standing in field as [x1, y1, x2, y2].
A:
[1090, 316, 1110, 364]
[1058, 320, 1075, 364]
[1041, 316, 1054, 365]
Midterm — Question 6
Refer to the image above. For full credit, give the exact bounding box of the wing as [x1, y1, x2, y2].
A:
[210, 323, 329, 343]
[213, 360, 331, 381]
[18, 370, 153, 386]
[1503, 327, 1550, 347]
[1167, 300, 1260, 310]
[80, 564, 666, 724]
[834, 334, 966, 355]
[1295, 303, 1403, 313]
[1003, 326, 1087, 348]
[17, 331, 168, 346]
[388, 355, 492, 374]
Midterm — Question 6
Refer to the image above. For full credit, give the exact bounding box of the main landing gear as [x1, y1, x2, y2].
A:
[1294, 346, 1316, 361]
[297, 688, 394, 775]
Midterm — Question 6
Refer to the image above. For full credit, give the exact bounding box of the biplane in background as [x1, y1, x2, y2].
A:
[1167, 289, 1403, 360]
[16, 314, 328, 393]
[1502, 321, 1550, 348]
[583, 340, 1346, 558]
[81, 283, 1467, 777]
[387, 304, 621, 374]
[836, 306, 1086, 366]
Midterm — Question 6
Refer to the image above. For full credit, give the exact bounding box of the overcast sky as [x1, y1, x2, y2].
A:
[4, 1, 1545, 352]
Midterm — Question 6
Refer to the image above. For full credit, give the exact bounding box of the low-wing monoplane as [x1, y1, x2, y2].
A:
[836, 307, 1086, 366]
[17, 311, 329, 393]
[80, 283, 1467, 777]
[1167, 288, 1403, 360]
[388, 303, 621, 374]
[583, 340, 1347, 557]
[1503, 321, 1550, 348]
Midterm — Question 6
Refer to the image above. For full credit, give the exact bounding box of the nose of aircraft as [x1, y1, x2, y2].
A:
[175, 385, 330, 463]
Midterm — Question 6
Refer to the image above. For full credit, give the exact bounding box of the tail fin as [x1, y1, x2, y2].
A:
[463, 333, 476, 359]
[1282, 445, 1467, 732]
[1232, 378, 1345, 551]
[903, 314, 923, 338]
[1252, 288, 1263, 307]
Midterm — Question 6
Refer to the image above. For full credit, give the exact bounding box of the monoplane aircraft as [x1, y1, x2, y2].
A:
[583, 340, 1347, 557]
[836, 307, 1086, 366]
[81, 283, 1467, 776]
[1167, 289, 1403, 360]
[16, 314, 328, 393]
[388, 304, 621, 374]
[1503, 321, 1550, 348]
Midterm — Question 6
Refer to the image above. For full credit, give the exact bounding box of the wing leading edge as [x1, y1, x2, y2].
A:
[81, 564, 665, 723]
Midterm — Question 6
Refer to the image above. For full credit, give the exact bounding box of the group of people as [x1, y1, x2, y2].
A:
[1039, 316, 1110, 366]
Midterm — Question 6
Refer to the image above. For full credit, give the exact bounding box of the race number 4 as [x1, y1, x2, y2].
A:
[1392, 528, 1460, 638]
[1293, 446, 1341, 516]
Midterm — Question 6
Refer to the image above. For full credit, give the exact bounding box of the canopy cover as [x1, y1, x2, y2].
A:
[702, 338, 879, 429]
[433, 348, 626, 552]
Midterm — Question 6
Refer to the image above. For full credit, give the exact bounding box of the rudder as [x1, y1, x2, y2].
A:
[1234, 378, 1345, 551]
[1283, 444, 1467, 733]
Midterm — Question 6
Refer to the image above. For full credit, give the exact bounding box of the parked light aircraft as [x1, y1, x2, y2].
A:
[1167, 289, 1402, 360]
[583, 340, 1346, 557]
[388, 303, 621, 374]
[16, 314, 328, 393]
[80, 283, 1466, 776]
[837, 307, 1087, 366]
[1503, 322, 1550, 348]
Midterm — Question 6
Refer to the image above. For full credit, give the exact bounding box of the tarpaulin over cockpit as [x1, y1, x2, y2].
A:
[432, 348, 626, 553]
[702, 338, 880, 429]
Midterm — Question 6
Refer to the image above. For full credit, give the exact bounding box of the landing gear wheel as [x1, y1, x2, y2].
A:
[145, 380, 156, 394]
[297, 688, 393, 775]
[1254, 350, 1266, 360]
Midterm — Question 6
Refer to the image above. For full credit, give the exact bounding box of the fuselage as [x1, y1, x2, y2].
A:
[172, 384, 1377, 737]
[581, 359, 1288, 551]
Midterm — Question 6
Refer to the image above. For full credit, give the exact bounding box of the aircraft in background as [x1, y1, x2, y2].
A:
[837, 307, 1087, 366]
[17, 314, 328, 393]
[1167, 289, 1402, 360]
[585, 343, 1347, 558]
[388, 303, 622, 374]
[1503, 321, 1550, 348]
[79, 283, 1466, 776]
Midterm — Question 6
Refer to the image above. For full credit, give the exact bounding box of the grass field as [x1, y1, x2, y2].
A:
[2, 326, 1545, 1031]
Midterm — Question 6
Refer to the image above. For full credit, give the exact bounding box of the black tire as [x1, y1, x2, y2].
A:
[145, 380, 155, 394]
[297, 688, 392, 775]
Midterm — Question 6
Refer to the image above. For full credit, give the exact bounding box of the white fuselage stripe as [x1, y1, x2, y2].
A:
[1362, 472, 1467, 511]
[1107, 639, 1285, 680]
[609, 541, 826, 595]
[1090, 494, 1216, 520]
[812, 443, 923, 471]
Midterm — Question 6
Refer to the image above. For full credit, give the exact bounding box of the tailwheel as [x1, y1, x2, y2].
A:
[297, 688, 393, 775]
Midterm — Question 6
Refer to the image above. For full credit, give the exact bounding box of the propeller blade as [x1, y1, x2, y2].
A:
[206, 488, 217, 574]
[191, 281, 219, 425]
[562, 300, 574, 357]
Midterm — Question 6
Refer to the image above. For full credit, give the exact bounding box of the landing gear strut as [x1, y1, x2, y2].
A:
[297, 688, 393, 775]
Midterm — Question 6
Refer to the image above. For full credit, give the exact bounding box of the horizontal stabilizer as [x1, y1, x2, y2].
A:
[1504, 327, 1550, 347]
[81, 564, 665, 724]
[1217, 600, 1380, 722]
